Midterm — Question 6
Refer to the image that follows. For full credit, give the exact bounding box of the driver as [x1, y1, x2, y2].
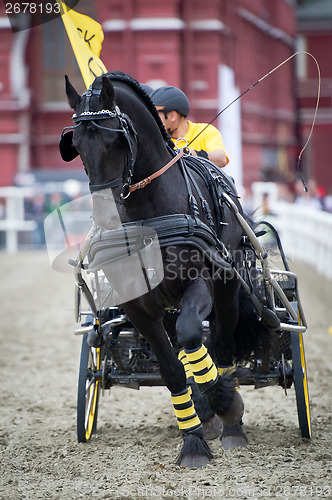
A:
[150, 86, 229, 169]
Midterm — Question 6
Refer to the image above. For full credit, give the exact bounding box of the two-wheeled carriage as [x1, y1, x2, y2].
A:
[72, 207, 311, 444]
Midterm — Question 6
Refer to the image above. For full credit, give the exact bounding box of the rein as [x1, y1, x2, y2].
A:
[128, 149, 185, 194]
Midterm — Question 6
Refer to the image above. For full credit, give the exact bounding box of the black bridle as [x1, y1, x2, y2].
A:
[61, 87, 138, 197]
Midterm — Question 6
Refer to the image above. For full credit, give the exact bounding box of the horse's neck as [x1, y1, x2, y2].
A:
[124, 153, 190, 220]
[116, 97, 190, 219]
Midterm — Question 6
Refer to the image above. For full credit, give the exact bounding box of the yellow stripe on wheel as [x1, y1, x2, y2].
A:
[299, 332, 311, 437]
[85, 347, 100, 441]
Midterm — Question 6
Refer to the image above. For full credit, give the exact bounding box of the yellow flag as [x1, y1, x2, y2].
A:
[57, 1, 108, 88]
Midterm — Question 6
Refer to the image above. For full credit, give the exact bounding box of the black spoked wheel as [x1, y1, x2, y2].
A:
[291, 330, 312, 439]
[77, 333, 102, 443]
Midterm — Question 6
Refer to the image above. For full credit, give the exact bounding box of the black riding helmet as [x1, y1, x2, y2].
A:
[150, 86, 190, 117]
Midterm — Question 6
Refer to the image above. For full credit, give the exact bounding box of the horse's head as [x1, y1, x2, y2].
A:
[60, 75, 138, 199]
[60, 73, 177, 226]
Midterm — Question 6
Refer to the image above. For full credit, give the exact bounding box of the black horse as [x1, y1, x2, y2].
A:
[60, 72, 256, 467]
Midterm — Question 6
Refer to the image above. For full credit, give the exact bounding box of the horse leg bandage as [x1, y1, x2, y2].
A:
[171, 388, 202, 432]
[184, 345, 218, 392]
[178, 349, 194, 380]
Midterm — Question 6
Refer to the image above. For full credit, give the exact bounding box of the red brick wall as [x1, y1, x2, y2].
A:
[0, 0, 300, 189]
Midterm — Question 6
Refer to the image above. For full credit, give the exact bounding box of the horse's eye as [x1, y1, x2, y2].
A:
[104, 135, 121, 149]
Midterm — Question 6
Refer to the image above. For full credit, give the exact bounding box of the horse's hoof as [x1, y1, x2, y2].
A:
[219, 390, 244, 426]
[176, 433, 213, 468]
[221, 423, 248, 450]
[179, 455, 211, 468]
[202, 415, 223, 440]
[221, 434, 248, 450]
[221, 436, 248, 450]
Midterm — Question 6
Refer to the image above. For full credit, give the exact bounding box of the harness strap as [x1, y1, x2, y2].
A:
[129, 149, 185, 193]
[182, 159, 215, 229]
[178, 157, 201, 222]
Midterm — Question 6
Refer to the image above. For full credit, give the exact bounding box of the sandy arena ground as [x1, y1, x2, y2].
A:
[0, 252, 331, 499]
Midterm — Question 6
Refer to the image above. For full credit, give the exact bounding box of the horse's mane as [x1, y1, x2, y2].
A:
[94, 71, 173, 148]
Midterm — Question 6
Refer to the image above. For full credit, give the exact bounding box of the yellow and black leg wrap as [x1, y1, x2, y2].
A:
[178, 349, 194, 380]
[184, 345, 218, 392]
[171, 388, 203, 434]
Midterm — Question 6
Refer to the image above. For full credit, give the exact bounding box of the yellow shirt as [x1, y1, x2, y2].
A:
[172, 120, 229, 165]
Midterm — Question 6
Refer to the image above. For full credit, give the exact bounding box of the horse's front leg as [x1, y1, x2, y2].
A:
[176, 278, 243, 427]
[123, 301, 212, 468]
[163, 312, 222, 441]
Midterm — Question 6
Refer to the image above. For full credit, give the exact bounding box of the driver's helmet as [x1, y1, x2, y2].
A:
[150, 86, 190, 117]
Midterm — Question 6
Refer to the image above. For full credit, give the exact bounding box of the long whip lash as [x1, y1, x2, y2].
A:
[187, 51, 321, 192]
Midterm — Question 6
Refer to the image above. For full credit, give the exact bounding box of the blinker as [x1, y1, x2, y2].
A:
[59, 131, 79, 162]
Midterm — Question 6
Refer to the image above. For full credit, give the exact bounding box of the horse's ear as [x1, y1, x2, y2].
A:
[99, 76, 115, 108]
[65, 75, 81, 109]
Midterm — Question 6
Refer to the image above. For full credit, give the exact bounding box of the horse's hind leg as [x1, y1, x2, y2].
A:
[176, 278, 242, 426]
[211, 278, 248, 449]
[123, 302, 212, 468]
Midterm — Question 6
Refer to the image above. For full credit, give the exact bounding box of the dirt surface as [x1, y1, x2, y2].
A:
[1, 252, 331, 500]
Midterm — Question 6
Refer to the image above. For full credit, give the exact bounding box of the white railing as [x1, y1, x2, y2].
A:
[272, 202, 332, 280]
[252, 182, 332, 280]
[0, 187, 36, 253]
[0, 186, 91, 254]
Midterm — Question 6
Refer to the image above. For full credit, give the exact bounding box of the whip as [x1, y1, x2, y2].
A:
[187, 51, 321, 192]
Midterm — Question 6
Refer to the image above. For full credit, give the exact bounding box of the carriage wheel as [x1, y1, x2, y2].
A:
[291, 330, 311, 439]
[77, 333, 102, 443]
